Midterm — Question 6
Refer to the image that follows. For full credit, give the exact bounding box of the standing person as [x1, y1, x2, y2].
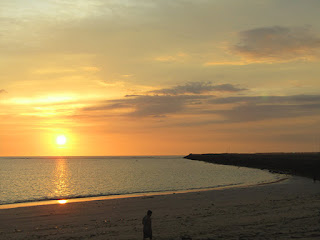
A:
[142, 210, 152, 239]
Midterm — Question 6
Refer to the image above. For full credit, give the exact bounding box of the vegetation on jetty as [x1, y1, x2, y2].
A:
[185, 153, 320, 180]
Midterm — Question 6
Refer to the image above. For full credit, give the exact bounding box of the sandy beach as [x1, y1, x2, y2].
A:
[1, 176, 319, 240]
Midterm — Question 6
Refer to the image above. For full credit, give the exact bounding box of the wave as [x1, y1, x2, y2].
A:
[1, 185, 234, 205]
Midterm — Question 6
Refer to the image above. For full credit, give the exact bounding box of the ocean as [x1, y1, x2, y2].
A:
[0, 156, 282, 207]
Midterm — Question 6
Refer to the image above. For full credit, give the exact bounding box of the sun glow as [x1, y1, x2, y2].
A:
[56, 135, 67, 145]
[57, 199, 68, 204]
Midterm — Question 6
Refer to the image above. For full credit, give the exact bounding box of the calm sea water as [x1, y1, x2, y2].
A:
[0, 156, 281, 206]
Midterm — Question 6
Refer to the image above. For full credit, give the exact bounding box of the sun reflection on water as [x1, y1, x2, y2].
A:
[54, 158, 69, 197]
[57, 199, 68, 204]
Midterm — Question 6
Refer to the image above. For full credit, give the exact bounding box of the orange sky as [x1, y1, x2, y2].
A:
[1, 0, 320, 156]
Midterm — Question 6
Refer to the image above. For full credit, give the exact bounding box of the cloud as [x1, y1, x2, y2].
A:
[81, 81, 246, 118]
[212, 103, 320, 123]
[230, 26, 320, 63]
[149, 82, 246, 95]
[0, 89, 7, 94]
[74, 91, 320, 132]
[82, 94, 208, 117]
[80, 80, 320, 123]
[80, 92, 320, 123]
[210, 95, 320, 104]
[209, 94, 320, 122]
[210, 84, 247, 92]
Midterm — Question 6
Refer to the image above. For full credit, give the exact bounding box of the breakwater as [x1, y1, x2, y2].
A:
[185, 153, 320, 180]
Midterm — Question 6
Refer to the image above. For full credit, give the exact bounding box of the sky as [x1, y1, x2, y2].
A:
[1, 0, 320, 156]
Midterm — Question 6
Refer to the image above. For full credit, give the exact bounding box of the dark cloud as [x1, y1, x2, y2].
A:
[211, 84, 247, 92]
[82, 94, 208, 117]
[213, 103, 320, 123]
[80, 93, 320, 123]
[83, 102, 130, 111]
[81, 81, 246, 117]
[210, 95, 320, 104]
[0, 89, 7, 94]
[149, 82, 246, 95]
[231, 26, 320, 62]
[208, 94, 320, 122]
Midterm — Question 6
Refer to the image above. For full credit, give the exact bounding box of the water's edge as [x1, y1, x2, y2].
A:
[0, 176, 289, 210]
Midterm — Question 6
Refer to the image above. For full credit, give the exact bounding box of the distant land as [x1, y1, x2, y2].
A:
[184, 153, 320, 181]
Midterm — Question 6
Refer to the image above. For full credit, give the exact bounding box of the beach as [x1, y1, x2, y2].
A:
[1, 176, 319, 240]
[2, 0, 320, 239]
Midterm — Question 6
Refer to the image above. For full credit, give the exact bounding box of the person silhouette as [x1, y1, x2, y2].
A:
[142, 210, 152, 239]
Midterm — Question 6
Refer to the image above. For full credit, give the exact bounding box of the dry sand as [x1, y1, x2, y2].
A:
[1, 176, 320, 240]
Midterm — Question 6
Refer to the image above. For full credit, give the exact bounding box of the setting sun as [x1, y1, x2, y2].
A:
[56, 135, 67, 145]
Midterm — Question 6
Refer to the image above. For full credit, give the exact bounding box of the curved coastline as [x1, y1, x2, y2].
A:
[0, 153, 316, 210]
[1, 175, 319, 239]
[0, 156, 285, 210]
[1, 162, 319, 239]
[0, 175, 289, 210]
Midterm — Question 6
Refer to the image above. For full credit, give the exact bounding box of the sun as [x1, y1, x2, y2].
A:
[56, 135, 67, 145]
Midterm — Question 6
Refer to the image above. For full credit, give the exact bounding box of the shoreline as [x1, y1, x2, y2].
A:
[0, 175, 289, 210]
[1, 156, 320, 239]
[1, 175, 319, 239]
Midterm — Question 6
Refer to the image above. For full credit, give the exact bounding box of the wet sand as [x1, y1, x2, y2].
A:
[1, 176, 320, 240]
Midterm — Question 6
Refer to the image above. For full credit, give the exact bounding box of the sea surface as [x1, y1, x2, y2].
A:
[0, 156, 282, 206]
